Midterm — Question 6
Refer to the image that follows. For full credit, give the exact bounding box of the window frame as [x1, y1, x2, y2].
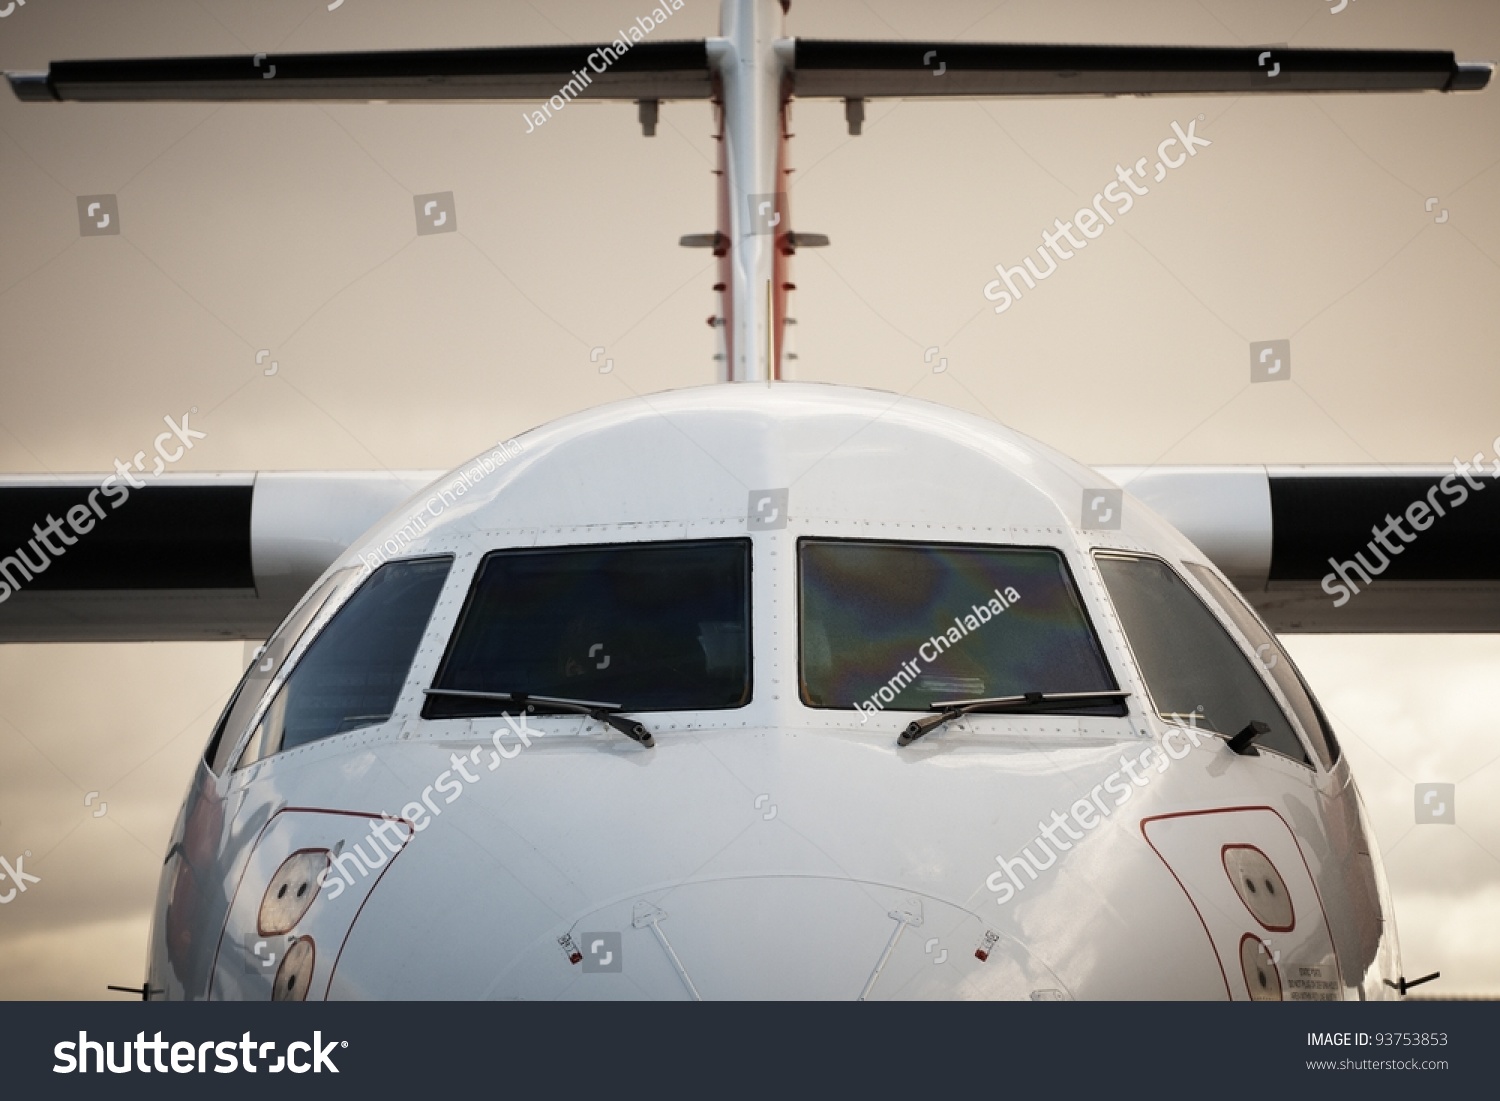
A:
[795, 536, 1125, 718]
[221, 555, 453, 773]
[1181, 560, 1341, 770]
[1091, 550, 1318, 771]
[423, 537, 755, 718]
[202, 564, 363, 775]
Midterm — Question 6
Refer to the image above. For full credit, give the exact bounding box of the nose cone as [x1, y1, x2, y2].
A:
[313, 726, 1087, 1001]
[485, 879, 1073, 1000]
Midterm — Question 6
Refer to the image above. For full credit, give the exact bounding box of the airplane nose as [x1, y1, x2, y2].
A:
[486, 877, 1074, 1001]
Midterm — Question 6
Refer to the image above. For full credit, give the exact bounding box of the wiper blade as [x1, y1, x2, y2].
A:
[422, 688, 654, 747]
[897, 690, 1131, 747]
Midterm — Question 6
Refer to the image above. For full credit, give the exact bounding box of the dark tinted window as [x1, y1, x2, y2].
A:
[425, 540, 751, 717]
[1096, 554, 1310, 765]
[799, 540, 1120, 713]
[237, 557, 451, 767]
[204, 566, 359, 773]
[1184, 563, 1340, 769]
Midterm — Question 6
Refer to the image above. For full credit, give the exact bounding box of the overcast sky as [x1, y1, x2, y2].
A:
[1, 0, 1497, 999]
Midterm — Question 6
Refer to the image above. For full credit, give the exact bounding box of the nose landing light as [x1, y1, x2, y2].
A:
[1239, 935, 1283, 1002]
[1223, 845, 1294, 932]
[272, 936, 316, 1002]
[258, 849, 330, 935]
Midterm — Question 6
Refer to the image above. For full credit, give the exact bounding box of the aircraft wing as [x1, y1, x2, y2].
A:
[2, 465, 1497, 642]
[1101, 465, 1500, 633]
[0, 471, 437, 642]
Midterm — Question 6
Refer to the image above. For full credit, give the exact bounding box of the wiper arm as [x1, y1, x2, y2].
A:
[897, 690, 1131, 747]
[423, 688, 655, 747]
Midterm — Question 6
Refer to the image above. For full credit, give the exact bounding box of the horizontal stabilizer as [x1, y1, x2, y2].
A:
[792, 40, 1492, 99]
[7, 40, 712, 103]
[13, 39, 1487, 106]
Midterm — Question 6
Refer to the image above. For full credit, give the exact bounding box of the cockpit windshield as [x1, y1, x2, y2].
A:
[424, 539, 751, 717]
[798, 539, 1122, 716]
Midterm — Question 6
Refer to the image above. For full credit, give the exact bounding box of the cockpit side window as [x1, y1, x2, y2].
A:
[203, 565, 360, 774]
[235, 557, 452, 769]
[1094, 553, 1312, 767]
[1184, 563, 1341, 769]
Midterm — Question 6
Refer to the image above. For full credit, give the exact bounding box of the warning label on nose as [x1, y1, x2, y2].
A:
[1287, 963, 1340, 1001]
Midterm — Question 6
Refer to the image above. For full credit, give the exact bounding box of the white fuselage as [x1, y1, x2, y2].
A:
[147, 383, 1397, 1000]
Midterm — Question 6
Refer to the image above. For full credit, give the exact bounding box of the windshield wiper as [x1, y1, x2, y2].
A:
[422, 688, 655, 747]
[897, 690, 1131, 747]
